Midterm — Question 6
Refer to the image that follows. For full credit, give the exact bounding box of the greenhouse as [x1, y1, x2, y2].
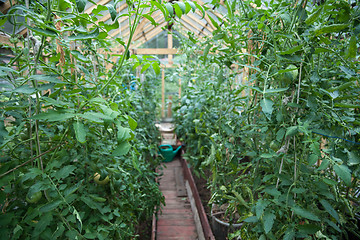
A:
[0, 0, 359, 239]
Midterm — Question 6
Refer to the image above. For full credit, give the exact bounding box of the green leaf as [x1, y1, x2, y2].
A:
[39, 200, 62, 213]
[263, 187, 281, 197]
[112, 141, 131, 156]
[152, 62, 160, 75]
[76, 0, 86, 12]
[69, 28, 99, 40]
[164, 3, 173, 17]
[141, 63, 151, 73]
[13, 85, 36, 94]
[347, 35, 357, 58]
[255, 199, 269, 218]
[28, 26, 57, 37]
[71, 50, 90, 63]
[292, 206, 320, 221]
[80, 112, 113, 123]
[174, 4, 183, 18]
[305, 6, 323, 25]
[297, 224, 321, 234]
[186, 1, 196, 12]
[308, 154, 318, 165]
[319, 199, 339, 223]
[33, 212, 53, 237]
[128, 116, 137, 131]
[263, 212, 275, 234]
[73, 121, 86, 143]
[143, 14, 158, 26]
[52, 223, 65, 238]
[278, 45, 303, 55]
[283, 227, 295, 240]
[314, 24, 349, 36]
[73, 207, 82, 232]
[117, 125, 131, 142]
[339, 65, 356, 77]
[334, 103, 360, 108]
[333, 164, 352, 186]
[203, 44, 211, 62]
[106, 4, 117, 21]
[260, 98, 274, 120]
[177, 2, 186, 14]
[324, 219, 341, 232]
[30, 75, 64, 84]
[54, 165, 76, 180]
[32, 110, 75, 122]
[194, 2, 205, 19]
[317, 159, 329, 171]
[348, 150, 360, 166]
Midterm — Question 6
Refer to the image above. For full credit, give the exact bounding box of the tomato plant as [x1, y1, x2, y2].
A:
[175, 0, 360, 239]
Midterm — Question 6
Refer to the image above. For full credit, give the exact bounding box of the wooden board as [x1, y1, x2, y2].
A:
[174, 167, 187, 197]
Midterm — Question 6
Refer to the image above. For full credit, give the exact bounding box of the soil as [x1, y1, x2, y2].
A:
[135, 217, 152, 240]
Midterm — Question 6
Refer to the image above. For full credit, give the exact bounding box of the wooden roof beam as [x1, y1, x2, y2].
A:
[133, 11, 162, 39]
[178, 22, 205, 42]
[181, 14, 212, 35]
[180, 17, 210, 37]
[122, 12, 164, 40]
[132, 22, 167, 48]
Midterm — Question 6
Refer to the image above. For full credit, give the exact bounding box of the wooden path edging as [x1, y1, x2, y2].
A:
[180, 157, 216, 240]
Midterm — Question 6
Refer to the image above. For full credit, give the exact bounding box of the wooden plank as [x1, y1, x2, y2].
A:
[161, 68, 165, 118]
[179, 22, 206, 41]
[180, 158, 215, 240]
[181, 16, 211, 37]
[186, 180, 206, 240]
[0, 0, 15, 14]
[174, 167, 187, 197]
[133, 11, 162, 39]
[133, 48, 178, 55]
[132, 18, 166, 43]
[184, 13, 213, 34]
[168, 29, 173, 64]
[132, 21, 167, 48]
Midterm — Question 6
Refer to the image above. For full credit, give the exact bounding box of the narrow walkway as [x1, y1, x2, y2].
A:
[157, 158, 198, 240]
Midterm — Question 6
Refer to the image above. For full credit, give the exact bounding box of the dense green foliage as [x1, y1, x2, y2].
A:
[0, 0, 207, 238]
[175, 0, 360, 239]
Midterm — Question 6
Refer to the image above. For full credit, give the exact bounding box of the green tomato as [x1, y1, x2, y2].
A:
[26, 191, 42, 203]
[280, 64, 298, 84]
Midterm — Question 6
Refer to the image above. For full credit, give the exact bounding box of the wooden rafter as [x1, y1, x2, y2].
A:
[121, 12, 164, 40]
[134, 48, 177, 55]
[180, 15, 211, 37]
[132, 11, 162, 39]
[132, 21, 167, 48]
[131, 18, 166, 42]
[178, 22, 206, 41]
[183, 12, 213, 34]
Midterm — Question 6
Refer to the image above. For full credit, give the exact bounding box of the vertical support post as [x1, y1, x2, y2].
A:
[168, 30, 173, 65]
[161, 68, 165, 118]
